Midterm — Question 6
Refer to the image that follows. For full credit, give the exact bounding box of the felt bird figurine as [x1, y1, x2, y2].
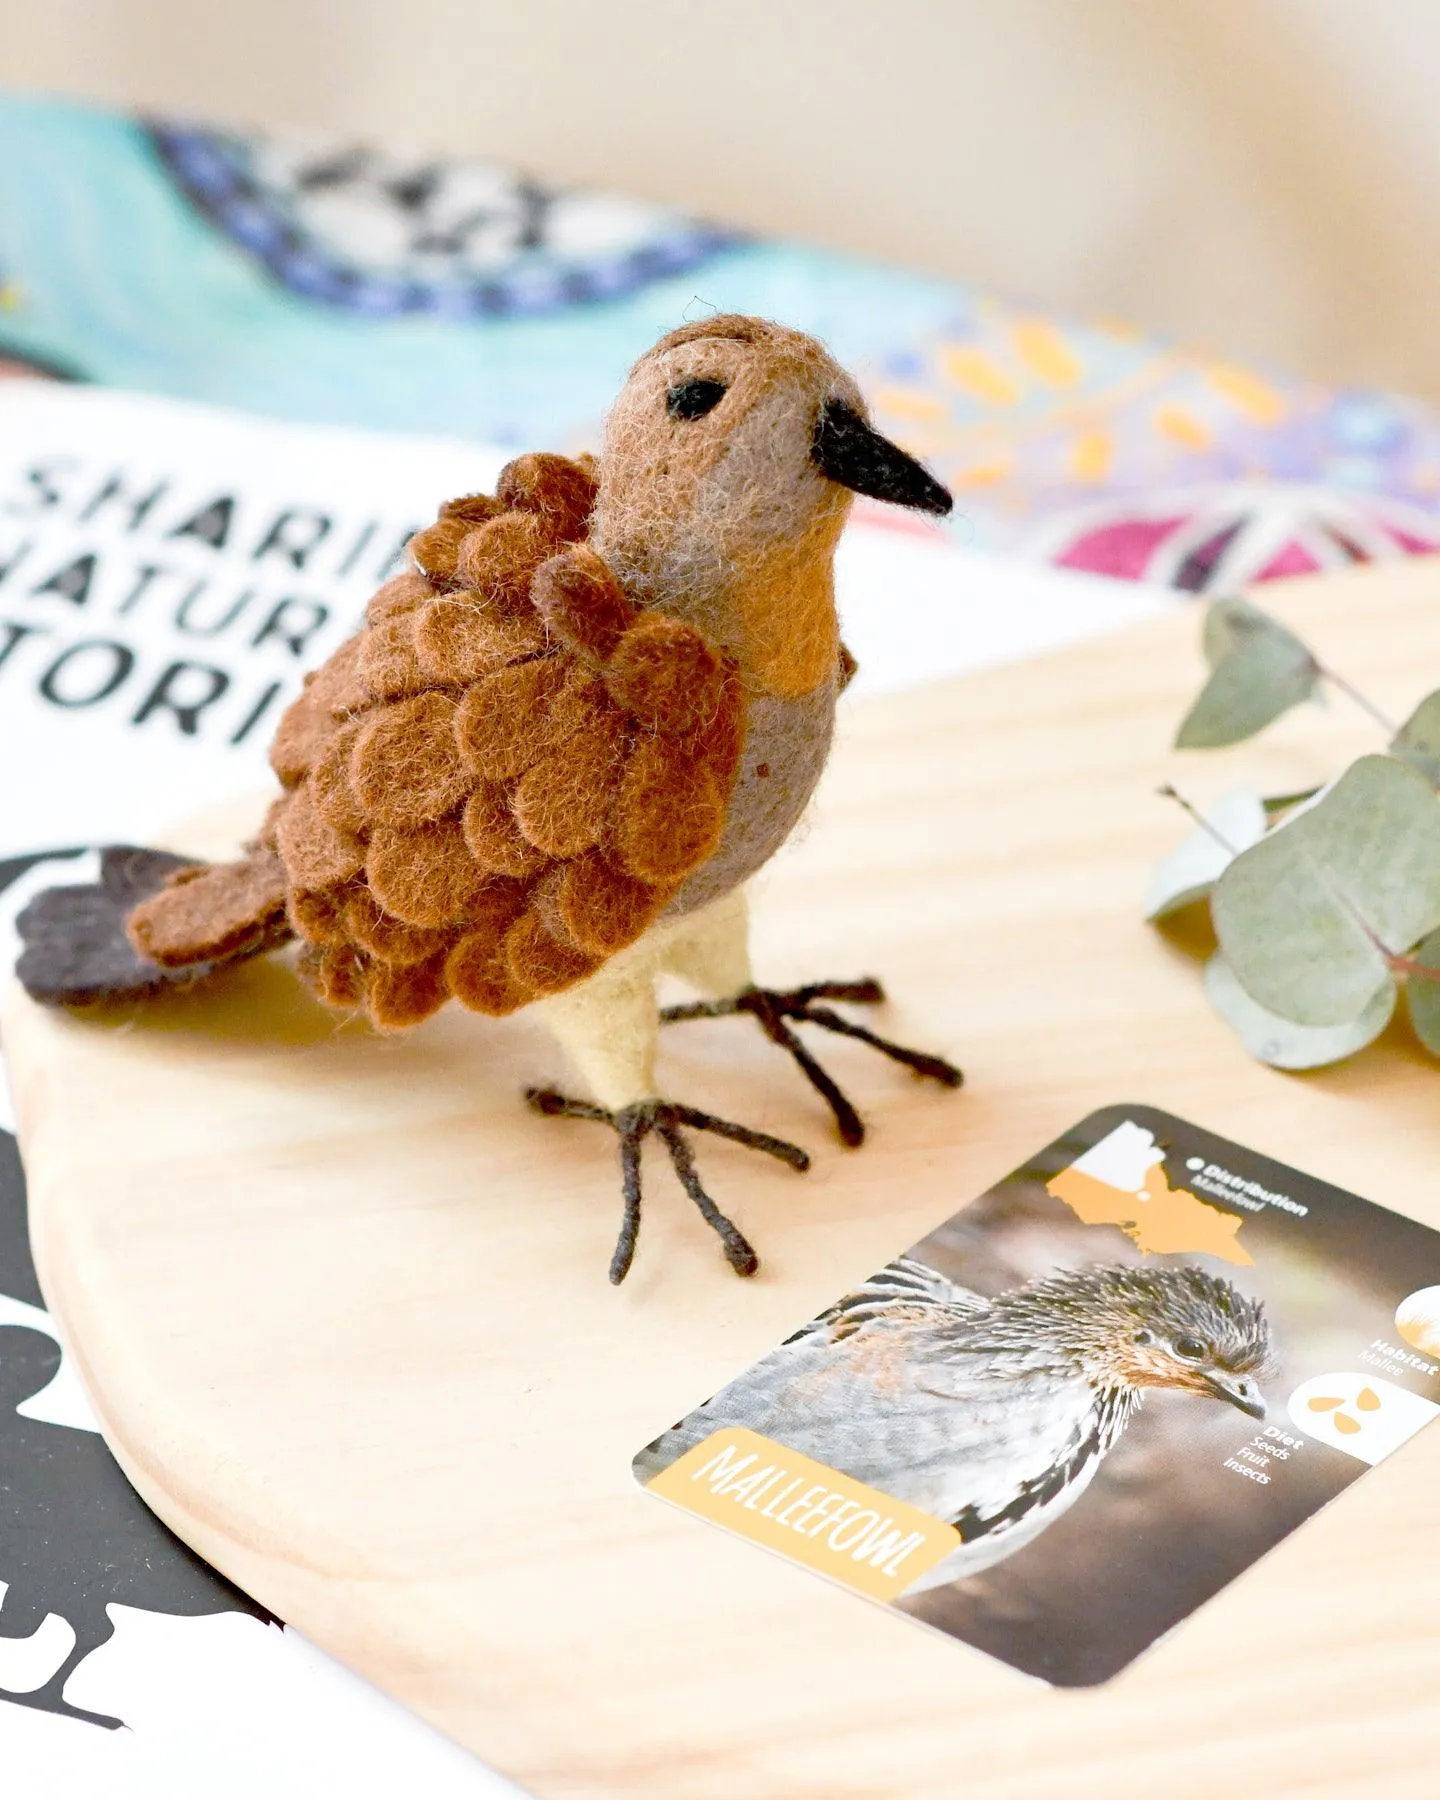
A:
[637, 1258, 1272, 1588]
[16, 315, 962, 1282]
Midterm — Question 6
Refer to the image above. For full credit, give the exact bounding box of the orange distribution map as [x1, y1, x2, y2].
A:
[1046, 1121, 1252, 1264]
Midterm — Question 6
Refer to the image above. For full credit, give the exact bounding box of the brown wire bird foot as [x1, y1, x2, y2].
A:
[525, 1090, 810, 1284]
[661, 979, 963, 1149]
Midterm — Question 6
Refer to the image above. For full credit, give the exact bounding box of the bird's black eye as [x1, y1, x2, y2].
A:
[667, 379, 727, 421]
[1173, 1334, 1208, 1361]
[1132, 1329, 1154, 1346]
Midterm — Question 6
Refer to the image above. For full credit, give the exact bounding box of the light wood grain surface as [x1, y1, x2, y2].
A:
[7, 557, 1440, 1798]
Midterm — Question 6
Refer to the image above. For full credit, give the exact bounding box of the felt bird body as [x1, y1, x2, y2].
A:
[17, 315, 961, 1281]
[638, 1258, 1273, 1588]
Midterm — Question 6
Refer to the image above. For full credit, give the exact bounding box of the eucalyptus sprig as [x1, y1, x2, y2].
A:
[1149, 596, 1440, 1069]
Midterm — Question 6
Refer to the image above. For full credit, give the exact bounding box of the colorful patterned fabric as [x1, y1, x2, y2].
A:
[3, 90, 1439, 593]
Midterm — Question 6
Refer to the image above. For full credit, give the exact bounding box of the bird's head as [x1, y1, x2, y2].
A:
[593, 313, 951, 698]
[1004, 1263, 1273, 1418]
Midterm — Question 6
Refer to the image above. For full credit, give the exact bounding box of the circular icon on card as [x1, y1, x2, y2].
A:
[1287, 1372, 1440, 1465]
[1394, 1286, 1440, 1358]
[1186, 1156, 1206, 1171]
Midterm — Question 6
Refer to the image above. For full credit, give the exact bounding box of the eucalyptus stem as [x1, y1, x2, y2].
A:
[1318, 664, 1396, 737]
[1385, 949, 1440, 984]
[1157, 784, 1239, 855]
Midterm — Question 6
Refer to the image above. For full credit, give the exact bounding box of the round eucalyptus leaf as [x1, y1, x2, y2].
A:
[1201, 596, 1273, 665]
[1404, 925, 1440, 1056]
[1212, 753, 1440, 1026]
[1145, 786, 1267, 921]
[1204, 951, 1395, 1069]
[1391, 690, 1440, 785]
[1177, 599, 1321, 749]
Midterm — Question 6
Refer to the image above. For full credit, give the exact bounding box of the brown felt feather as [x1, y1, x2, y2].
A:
[122, 445, 748, 1031]
[365, 817, 491, 927]
[553, 851, 664, 955]
[496, 451, 596, 540]
[126, 851, 289, 968]
[454, 659, 571, 781]
[268, 691, 328, 790]
[455, 512, 562, 604]
[365, 951, 451, 1032]
[306, 633, 370, 718]
[414, 595, 550, 681]
[287, 883, 353, 946]
[510, 711, 626, 857]
[350, 692, 469, 825]
[308, 720, 368, 835]
[274, 783, 366, 889]
[344, 887, 451, 967]
[502, 910, 597, 995]
[296, 941, 368, 1007]
[407, 513, 474, 586]
[365, 570, 432, 626]
[445, 927, 527, 1016]
[532, 545, 637, 660]
[357, 613, 433, 704]
[461, 783, 549, 879]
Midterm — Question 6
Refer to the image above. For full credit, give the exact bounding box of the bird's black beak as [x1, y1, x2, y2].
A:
[1206, 1372, 1267, 1419]
[811, 400, 953, 516]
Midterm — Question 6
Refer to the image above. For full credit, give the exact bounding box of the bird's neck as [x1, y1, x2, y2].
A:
[594, 513, 843, 701]
[945, 1293, 1157, 1405]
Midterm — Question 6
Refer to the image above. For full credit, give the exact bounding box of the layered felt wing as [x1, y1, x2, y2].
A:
[129, 453, 746, 1030]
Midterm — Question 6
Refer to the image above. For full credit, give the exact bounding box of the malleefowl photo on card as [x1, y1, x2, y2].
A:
[637, 1104, 1440, 1685]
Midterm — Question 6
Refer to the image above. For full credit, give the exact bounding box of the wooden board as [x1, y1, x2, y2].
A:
[8, 557, 1440, 1799]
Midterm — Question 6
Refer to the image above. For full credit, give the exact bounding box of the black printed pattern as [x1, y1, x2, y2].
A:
[0, 851, 278, 1730]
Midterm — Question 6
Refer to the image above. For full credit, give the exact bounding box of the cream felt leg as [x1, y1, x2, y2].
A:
[659, 887, 752, 1000]
[531, 889, 810, 1282]
[535, 890, 754, 1110]
[533, 954, 660, 1112]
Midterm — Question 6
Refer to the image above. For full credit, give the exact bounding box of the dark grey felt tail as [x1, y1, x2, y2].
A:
[16, 846, 220, 1006]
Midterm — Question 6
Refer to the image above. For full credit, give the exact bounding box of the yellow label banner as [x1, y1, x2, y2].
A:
[645, 1427, 961, 1602]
